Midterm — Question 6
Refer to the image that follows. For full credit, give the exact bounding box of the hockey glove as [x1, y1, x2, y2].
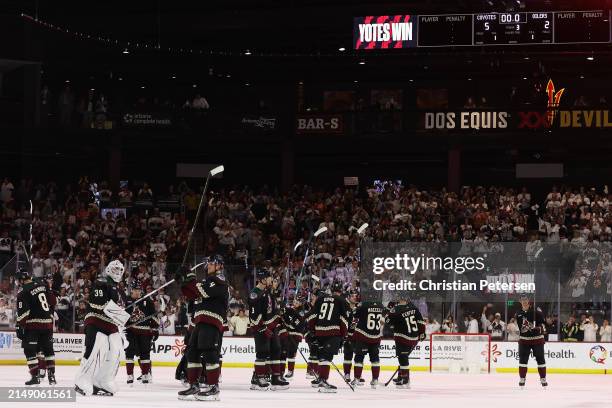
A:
[174, 265, 190, 283]
[418, 332, 426, 341]
[151, 331, 159, 342]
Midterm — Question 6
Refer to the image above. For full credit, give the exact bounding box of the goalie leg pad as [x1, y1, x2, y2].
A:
[93, 332, 122, 394]
[75, 332, 110, 396]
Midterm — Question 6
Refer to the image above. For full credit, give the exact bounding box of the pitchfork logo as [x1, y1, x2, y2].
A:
[546, 79, 565, 126]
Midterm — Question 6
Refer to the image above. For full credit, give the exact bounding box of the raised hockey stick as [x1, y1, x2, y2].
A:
[330, 360, 355, 391]
[295, 226, 327, 296]
[384, 367, 399, 387]
[126, 165, 224, 311]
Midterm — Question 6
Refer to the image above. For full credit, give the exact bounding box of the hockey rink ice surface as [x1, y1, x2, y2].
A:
[0, 366, 610, 408]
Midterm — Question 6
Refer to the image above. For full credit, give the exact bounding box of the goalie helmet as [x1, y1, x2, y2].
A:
[104, 260, 125, 283]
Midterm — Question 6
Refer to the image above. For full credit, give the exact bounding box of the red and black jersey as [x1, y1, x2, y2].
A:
[280, 306, 305, 340]
[126, 297, 159, 336]
[515, 306, 546, 345]
[181, 275, 229, 333]
[310, 294, 350, 337]
[248, 287, 279, 333]
[346, 306, 356, 340]
[385, 302, 425, 346]
[84, 277, 120, 333]
[17, 280, 55, 331]
[353, 301, 387, 344]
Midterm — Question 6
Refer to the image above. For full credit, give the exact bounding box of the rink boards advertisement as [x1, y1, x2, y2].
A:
[0, 332, 609, 373]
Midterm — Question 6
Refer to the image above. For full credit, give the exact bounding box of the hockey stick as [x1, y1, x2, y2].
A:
[330, 360, 355, 391]
[284, 239, 303, 300]
[296, 227, 327, 297]
[124, 261, 206, 328]
[126, 165, 224, 310]
[384, 367, 399, 387]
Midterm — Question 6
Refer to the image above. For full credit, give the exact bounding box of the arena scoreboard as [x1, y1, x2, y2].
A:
[354, 10, 611, 49]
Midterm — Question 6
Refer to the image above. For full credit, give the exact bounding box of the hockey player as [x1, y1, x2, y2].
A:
[515, 294, 548, 388]
[177, 256, 229, 401]
[309, 281, 350, 393]
[351, 299, 386, 388]
[304, 290, 321, 379]
[385, 298, 425, 389]
[16, 270, 57, 386]
[175, 299, 194, 385]
[342, 291, 358, 382]
[279, 295, 305, 380]
[125, 283, 159, 385]
[248, 269, 289, 391]
[75, 260, 130, 396]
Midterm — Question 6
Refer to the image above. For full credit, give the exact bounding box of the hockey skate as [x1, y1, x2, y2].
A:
[270, 375, 290, 391]
[540, 378, 548, 388]
[177, 383, 199, 400]
[195, 384, 220, 401]
[93, 385, 114, 396]
[127, 375, 134, 386]
[250, 375, 270, 391]
[519, 378, 526, 388]
[48, 370, 56, 386]
[344, 373, 351, 382]
[311, 377, 322, 388]
[25, 374, 40, 386]
[370, 379, 379, 389]
[284, 371, 294, 381]
[305, 370, 316, 379]
[38, 368, 46, 379]
[318, 379, 337, 393]
[141, 373, 152, 384]
[350, 377, 365, 387]
[395, 377, 410, 389]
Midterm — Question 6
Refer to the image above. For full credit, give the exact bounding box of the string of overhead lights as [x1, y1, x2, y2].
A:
[21, 13, 354, 59]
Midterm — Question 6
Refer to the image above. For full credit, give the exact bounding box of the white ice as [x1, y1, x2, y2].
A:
[0, 365, 609, 408]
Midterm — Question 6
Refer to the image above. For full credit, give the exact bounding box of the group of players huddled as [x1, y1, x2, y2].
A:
[14, 257, 549, 401]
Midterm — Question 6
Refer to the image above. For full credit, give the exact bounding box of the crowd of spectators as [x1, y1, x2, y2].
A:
[0, 176, 610, 339]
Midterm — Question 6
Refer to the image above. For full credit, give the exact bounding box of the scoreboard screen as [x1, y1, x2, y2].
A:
[418, 14, 472, 46]
[554, 11, 610, 43]
[355, 10, 611, 49]
[473, 12, 553, 45]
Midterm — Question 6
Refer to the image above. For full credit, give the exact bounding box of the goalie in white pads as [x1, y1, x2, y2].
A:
[75, 260, 130, 396]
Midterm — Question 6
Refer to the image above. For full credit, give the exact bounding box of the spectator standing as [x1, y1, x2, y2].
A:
[487, 313, 506, 340]
[599, 320, 611, 342]
[466, 313, 479, 334]
[441, 316, 458, 333]
[229, 309, 249, 336]
[506, 318, 520, 341]
[562, 316, 581, 342]
[581, 316, 599, 342]
[160, 308, 177, 335]
[424, 317, 441, 339]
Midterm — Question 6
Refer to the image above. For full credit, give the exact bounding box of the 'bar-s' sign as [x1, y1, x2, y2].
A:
[354, 15, 418, 50]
